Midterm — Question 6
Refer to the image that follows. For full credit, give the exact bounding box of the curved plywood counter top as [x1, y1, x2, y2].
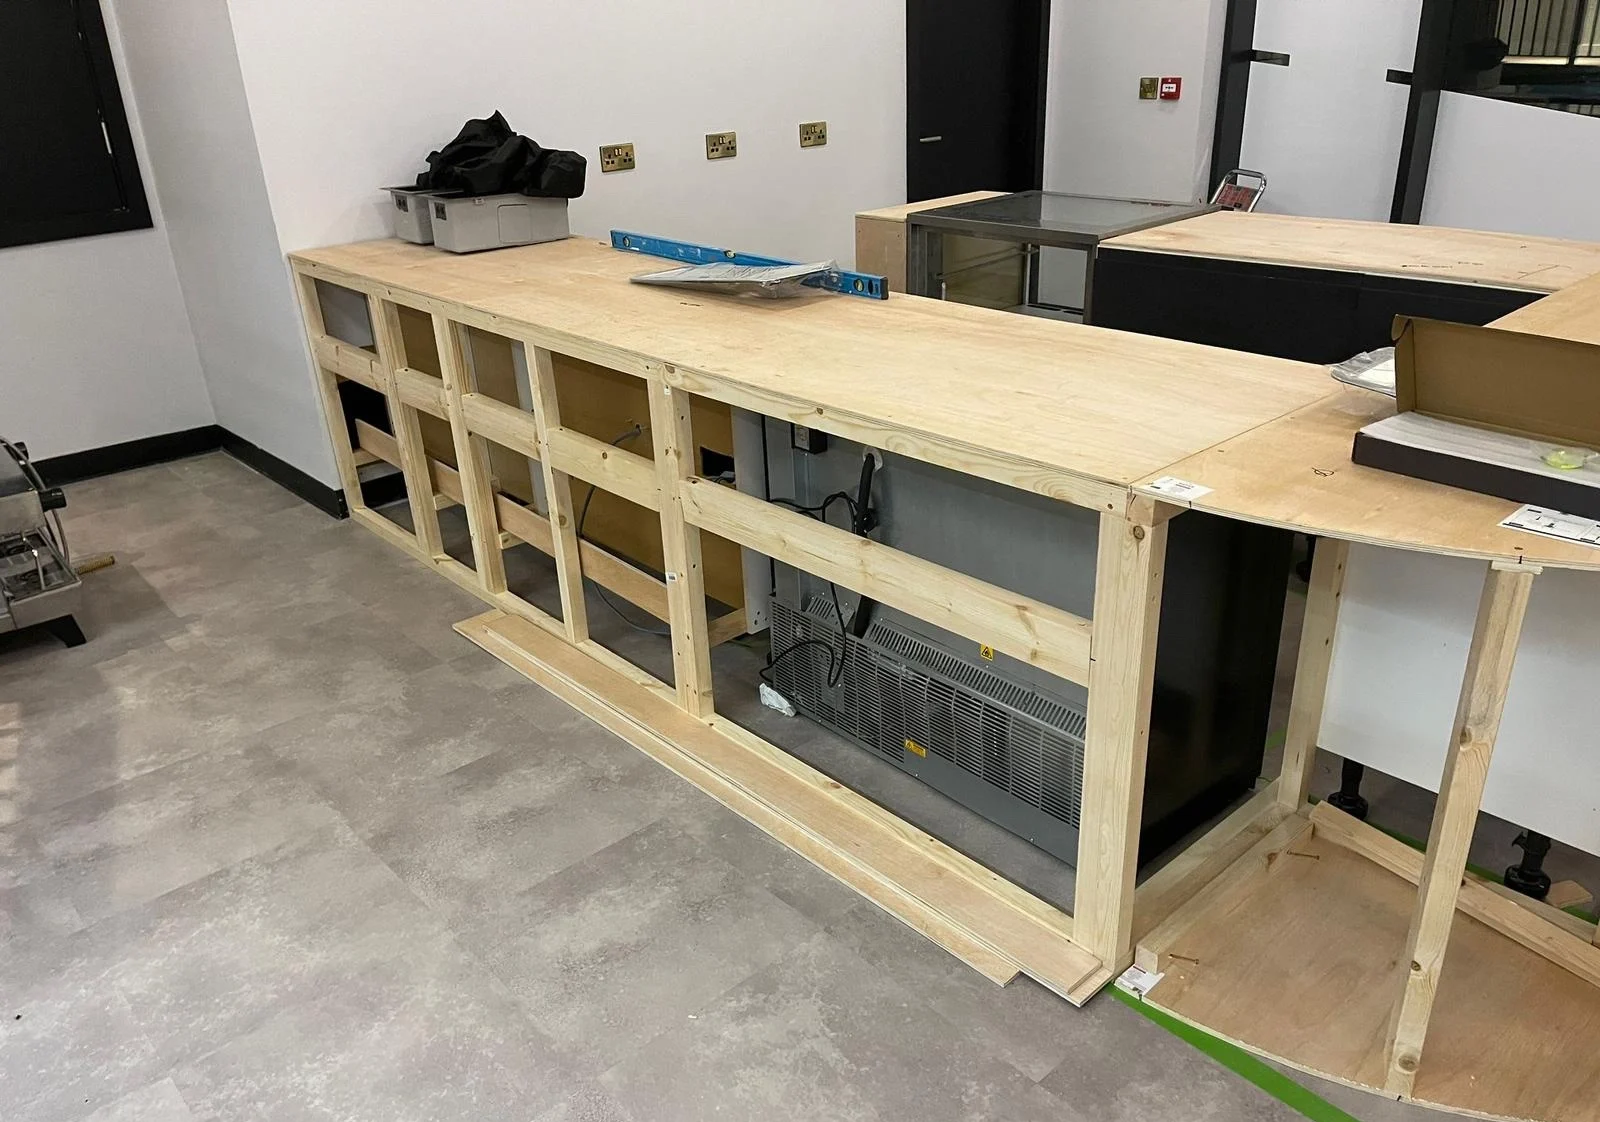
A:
[1134, 386, 1600, 572]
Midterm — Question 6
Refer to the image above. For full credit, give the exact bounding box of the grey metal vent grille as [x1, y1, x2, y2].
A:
[770, 598, 1086, 828]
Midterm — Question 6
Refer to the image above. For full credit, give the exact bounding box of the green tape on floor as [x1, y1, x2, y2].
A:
[1108, 985, 1366, 1121]
[1107, 985, 1366, 1122]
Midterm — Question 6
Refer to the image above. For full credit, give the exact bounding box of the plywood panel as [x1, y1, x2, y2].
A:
[552, 354, 743, 610]
[291, 237, 1331, 494]
[1149, 831, 1600, 1122]
[1107, 210, 1600, 293]
[1136, 387, 1600, 572]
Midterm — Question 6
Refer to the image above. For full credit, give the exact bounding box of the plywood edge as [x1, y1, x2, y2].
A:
[1133, 780, 1290, 942]
[1310, 802, 1600, 988]
[453, 607, 1112, 1001]
[662, 363, 1130, 515]
[1135, 811, 1313, 973]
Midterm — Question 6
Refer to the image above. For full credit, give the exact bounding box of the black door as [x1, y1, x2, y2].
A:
[907, 0, 1049, 202]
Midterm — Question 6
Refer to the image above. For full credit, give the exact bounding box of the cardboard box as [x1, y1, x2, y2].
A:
[1352, 316, 1600, 516]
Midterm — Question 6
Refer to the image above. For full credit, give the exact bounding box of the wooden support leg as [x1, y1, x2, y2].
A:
[433, 314, 508, 595]
[293, 273, 364, 512]
[1383, 562, 1537, 1096]
[648, 374, 713, 717]
[1075, 507, 1169, 975]
[1278, 537, 1350, 813]
[525, 345, 589, 644]
[369, 296, 444, 558]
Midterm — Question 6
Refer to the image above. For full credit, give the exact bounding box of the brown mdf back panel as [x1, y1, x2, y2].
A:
[1395, 316, 1600, 448]
[552, 355, 744, 611]
[855, 215, 907, 293]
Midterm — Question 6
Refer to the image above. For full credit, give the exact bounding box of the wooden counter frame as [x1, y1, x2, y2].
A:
[1129, 542, 1600, 1119]
[291, 260, 1180, 1004]
[294, 244, 1600, 1120]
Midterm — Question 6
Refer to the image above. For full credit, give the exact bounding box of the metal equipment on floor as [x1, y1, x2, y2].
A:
[0, 438, 84, 647]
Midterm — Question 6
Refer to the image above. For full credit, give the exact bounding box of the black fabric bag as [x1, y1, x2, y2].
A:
[415, 111, 586, 199]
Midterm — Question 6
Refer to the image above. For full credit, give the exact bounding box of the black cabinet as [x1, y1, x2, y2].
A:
[1093, 247, 1543, 363]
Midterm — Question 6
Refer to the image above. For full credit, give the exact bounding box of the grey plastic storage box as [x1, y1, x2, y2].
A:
[429, 193, 569, 253]
[385, 186, 453, 244]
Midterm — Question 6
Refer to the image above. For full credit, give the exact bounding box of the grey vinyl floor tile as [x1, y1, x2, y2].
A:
[466, 815, 825, 1075]
[4, 744, 340, 926]
[68, 1078, 196, 1122]
[364, 719, 693, 930]
[167, 936, 571, 1122]
[599, 930, 1081, 1122]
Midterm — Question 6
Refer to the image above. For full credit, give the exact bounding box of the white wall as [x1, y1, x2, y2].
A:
[1042, 0, 1227, 203]
[224, 0, 906, 268]
[1423, 93, 1600, 240]
[1240, 0, 1420, 221]
[0, 4, 212, 460]
[111, 0, 337, 485]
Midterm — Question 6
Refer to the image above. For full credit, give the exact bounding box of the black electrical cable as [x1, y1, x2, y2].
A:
[759, 480, 874, 692]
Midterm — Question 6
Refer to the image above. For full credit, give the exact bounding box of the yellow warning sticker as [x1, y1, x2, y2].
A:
[979, 644, 995, 661]
[903, 738, 927, 758]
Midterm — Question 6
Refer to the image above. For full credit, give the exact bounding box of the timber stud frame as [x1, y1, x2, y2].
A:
[291, 235, 1600, 1120]
[292, 259, 1178, 1004]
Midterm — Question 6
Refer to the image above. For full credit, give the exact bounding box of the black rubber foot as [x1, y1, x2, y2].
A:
[46, 615, 86, 648]
[1326, 758, 1368, 820]
[1325, 789, 1370, 821]
[1503, 863, 1552, 899]
[1504, 830, 1553, 900]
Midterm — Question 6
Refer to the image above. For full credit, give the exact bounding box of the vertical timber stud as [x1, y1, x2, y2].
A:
[1277, 538, 1351, 812]
[433, 314, 508, 595]
[648, 369, 714, 717]
[1076, 506, 1170, 970]
[293, 272, 365, 512]
[526, 345, 590, 644]
[1384, 562, 1537, 1096]
[369, 296, 444, 558]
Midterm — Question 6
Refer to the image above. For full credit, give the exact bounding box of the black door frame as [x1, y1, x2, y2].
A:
[905, 0, 1053, 201]
[1207, 0, 1449, 224]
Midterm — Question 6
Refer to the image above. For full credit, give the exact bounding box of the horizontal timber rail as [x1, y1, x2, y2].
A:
[677, 475, 1094, 686]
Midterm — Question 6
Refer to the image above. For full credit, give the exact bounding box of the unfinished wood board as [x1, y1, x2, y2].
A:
[454, 607, 1110, 1001]
[1146, 830, 1600, 1121]
[1135, 387, 1600, 572]
[547, 352, 744, 610]
[1494, 269, 1600, 346]
[1105, 210, 1600, 293]
[1075, 510, 1168, 968]
[352, 419, 689, 633]
[1310, 803, 1600, 988]
[1132, 780, 1289, 943]
[856, 207, 1025, 303]
[853, 191, 1008, 225]
[649, 379, 714, 717]
[1385, 563, 1536, 1095]
[678, 477, 1093, 686]
[1278, 538, 1349, 812]
[855, 216, 911, 293]
[289, 237, 1330, 497]
[1135, 811, 1312, 973]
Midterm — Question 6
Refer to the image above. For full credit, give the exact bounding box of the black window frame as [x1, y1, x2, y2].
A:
[1, 0, 154, 250]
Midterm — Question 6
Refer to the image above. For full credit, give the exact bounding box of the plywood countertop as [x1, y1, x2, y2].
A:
[292, 236, 1329, 495]
[293, 234, 1600, 571]
[1106, 210, 1600, 294]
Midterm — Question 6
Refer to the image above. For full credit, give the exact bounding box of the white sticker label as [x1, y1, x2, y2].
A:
[1145, 476, 1213, 501]
[1499, 505, 1600, 548]
[1115, 964, 1165, 1000]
